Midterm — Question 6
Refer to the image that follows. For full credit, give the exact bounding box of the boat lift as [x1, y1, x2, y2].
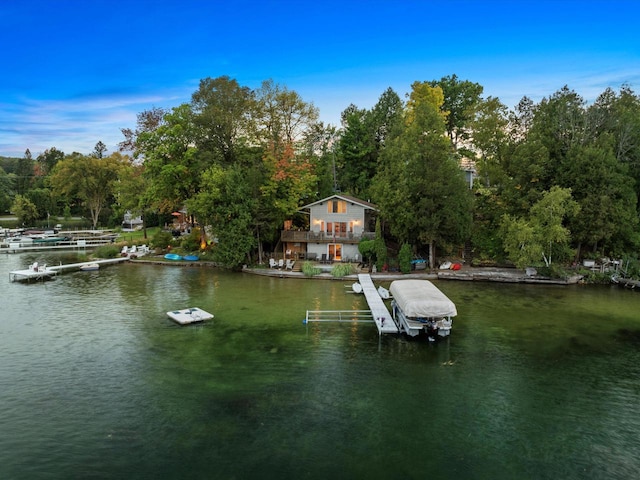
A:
[304, 274, 399, 336]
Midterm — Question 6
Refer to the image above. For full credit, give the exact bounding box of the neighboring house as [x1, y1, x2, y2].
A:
[281, 194, 377, 262]
[122, 211, 143, 231]
[459, 156, 477, 189]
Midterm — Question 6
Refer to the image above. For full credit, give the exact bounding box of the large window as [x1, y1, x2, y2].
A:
[327, 200, 346, 213]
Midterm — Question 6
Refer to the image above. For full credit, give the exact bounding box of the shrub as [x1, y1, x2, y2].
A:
[181, 228, 202, 252]
[93, 245, 121, 259]
[150, 230, 174, 251]
[302, 261, 321, 276]
[398, 243, 412, 274]
[331, 263, 354, 278]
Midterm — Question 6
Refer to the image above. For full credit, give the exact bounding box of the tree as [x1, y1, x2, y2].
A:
[50, 152, 129, 228]
[92, 141, 108, 158]
[501, 186, 579, 269]
[15, 149, 34, 195]
[374, 218, 387, 271]
[428, 74, 484, 148]
[36, 147, 65, 176]
[256, 79, 319, 148]
[119, 107, 167, 157]
[11, 194, 38, 226]
[189, 163, 257, 268]
[337, 88, 403, 198]
[559, 144, 638, 256]
[372, 83, 472, 268]
[302, 122, 339, 197]
[191, 76, 256, 165]
[136, 104, 202, 213]
[470, 96, 509, 186]
[0, 166, 14, 213]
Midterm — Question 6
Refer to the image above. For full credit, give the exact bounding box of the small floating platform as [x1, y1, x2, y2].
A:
[166, 307, 213, 325]
[9, 262, 57, 282]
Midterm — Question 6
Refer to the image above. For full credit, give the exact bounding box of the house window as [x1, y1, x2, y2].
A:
[327, 200, 346, 213]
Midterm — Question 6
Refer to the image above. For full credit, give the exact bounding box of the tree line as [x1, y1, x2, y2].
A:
[1, 75, 639, 271]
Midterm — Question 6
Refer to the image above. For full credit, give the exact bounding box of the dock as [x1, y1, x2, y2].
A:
[357, 274, 398, 334]
[9, 257, 128, 282]
[304, 274, 398, 335]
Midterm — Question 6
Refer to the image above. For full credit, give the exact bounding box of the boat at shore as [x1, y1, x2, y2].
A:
[390, 279, 456, 339]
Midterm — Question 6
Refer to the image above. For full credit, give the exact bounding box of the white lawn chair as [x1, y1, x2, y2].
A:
[286, 259, 295, 271]
[278, 259, 284, 269]
[269, 258, 277, 268]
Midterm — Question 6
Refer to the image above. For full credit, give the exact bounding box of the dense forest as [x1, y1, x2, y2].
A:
[1, 75, 639, 274]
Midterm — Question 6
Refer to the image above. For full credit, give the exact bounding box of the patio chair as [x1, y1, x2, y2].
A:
[319, 253, 327, 264]
[269, 258, 277, 268]
[286, 259, 295, 271]
[278, 259, 284, 269]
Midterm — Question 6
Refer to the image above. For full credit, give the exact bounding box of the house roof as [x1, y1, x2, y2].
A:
[459, 156, 477, 173]
[301, 194, 378, 211]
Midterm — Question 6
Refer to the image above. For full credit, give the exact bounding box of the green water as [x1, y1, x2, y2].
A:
[1, 252, 640, 479]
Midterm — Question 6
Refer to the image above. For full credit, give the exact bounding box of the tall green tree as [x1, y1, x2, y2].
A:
[428, 74, 484, 148]
[189, 163, 257, 268]
[136, 104, 202, 213]
[191, 76, 256, 165]
[337, 88, 403, 198]
[559, 144, 638, 256]
[372, 83, 472, 268]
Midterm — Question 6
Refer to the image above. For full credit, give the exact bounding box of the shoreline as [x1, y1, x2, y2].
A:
[130, 256, 584, 285]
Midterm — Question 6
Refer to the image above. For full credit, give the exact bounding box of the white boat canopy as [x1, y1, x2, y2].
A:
[389, 280, 457, 318]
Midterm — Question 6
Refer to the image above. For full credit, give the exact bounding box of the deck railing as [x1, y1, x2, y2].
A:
[280, 230, 374, 243]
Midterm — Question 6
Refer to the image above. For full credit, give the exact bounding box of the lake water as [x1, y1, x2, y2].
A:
[1, 252, 640, 479]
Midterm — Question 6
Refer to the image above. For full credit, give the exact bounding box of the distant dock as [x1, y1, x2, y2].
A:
[9, 257, 127, 282]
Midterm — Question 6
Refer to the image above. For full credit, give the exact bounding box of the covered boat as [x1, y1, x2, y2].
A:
[389, 279, 457, 338]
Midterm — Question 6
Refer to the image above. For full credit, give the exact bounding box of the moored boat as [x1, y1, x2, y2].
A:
[164, 253, 183, 261]
[80, 263, 99, 271]
[389, 279, 456, 339]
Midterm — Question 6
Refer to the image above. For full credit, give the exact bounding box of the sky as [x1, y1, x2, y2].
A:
[1, 0, 639, 158]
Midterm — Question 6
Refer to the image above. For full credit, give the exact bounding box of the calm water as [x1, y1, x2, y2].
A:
[1, 252, 640, 480]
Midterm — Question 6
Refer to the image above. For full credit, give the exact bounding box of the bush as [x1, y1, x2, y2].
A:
[93, 245, 121, 259]
[181, 228, 202, 252]
[302, 261, 321, 276]
[331, 263, 354, 278]
[398, 243, 412, 274]
[150, 230, 174, 251]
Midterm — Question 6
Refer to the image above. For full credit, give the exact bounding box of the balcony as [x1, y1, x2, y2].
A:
[281, 230, 375, 244]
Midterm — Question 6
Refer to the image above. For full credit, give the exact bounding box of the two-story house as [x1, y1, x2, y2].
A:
[280, 194, 377, 262]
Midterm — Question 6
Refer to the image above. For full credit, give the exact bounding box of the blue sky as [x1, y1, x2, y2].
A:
[1, 0, 639, 158]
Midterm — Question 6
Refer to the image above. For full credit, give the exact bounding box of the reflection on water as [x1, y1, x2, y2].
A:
[1, 252, 640, 479]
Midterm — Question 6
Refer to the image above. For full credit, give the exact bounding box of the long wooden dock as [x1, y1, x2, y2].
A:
[9, 257, 127, 281]
[357, 274, 398, 334]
